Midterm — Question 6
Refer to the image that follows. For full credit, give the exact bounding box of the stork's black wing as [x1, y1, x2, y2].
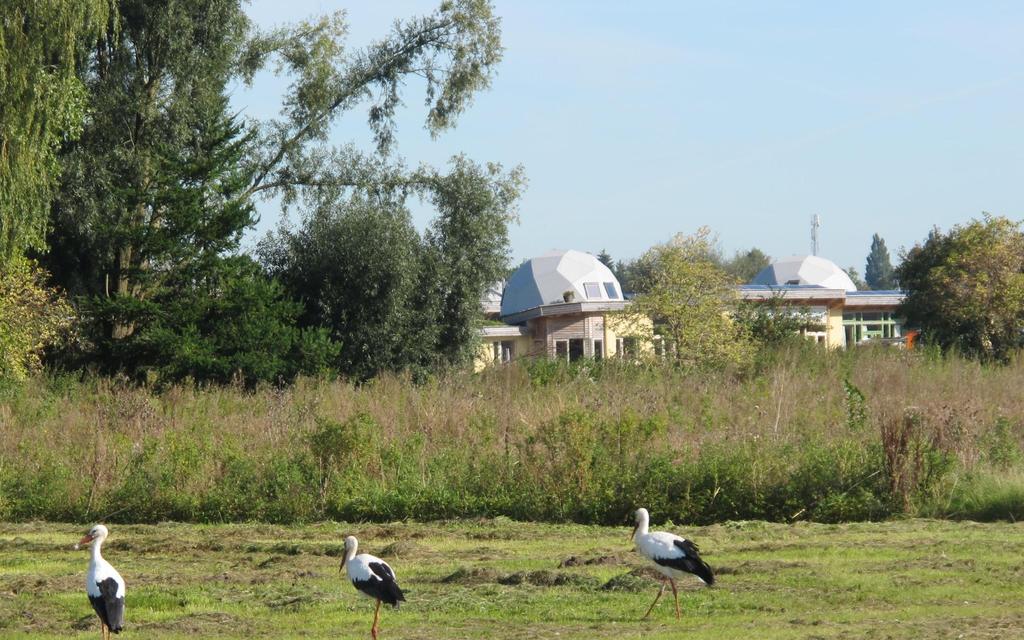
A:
[368, 561, 406, 607]
[651, 539, 715, 586]
[88, 577, 125, 632]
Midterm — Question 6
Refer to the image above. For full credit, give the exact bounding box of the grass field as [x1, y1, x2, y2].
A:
[2, 518, 1022, 639]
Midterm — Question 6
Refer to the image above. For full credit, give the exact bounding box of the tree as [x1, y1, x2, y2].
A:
[420, 157, 525, 366]
[897, 214, 1024, 361]
[724, 247, 771, 283]
[845, 266, 866, 290]
[261, 157, 523, 379]
[0, 258, 74, 382]
[596, 249, 614, 270]
[865, 233, 896, 290]
[625, 228, 753, 370]
[261, 198, 428, 380]
[733, 292, 825, 348]
[0, 0, 111, 261]
[44, 0, 511, 378]
[128, 256, 338, 386]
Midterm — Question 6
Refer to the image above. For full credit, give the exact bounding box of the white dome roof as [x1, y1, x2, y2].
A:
[751, 255, 857, 292]
[501, 250, 623, 317]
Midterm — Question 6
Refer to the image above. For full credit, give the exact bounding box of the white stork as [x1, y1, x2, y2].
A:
[630, 508, 714, 619]
[340, 536, 405, 639]
[75, 524, 126, 639]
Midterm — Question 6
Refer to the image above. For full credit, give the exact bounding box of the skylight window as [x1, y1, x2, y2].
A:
[583, 282, 602, 299]
[603, 282, 619, 299]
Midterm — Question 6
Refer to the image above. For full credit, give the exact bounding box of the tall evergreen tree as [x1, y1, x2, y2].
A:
[865, 233, 896, 290]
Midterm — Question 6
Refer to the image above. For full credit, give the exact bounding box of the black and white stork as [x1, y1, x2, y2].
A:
[76, 524, 126, 639]
[340, 535, 405, 640]
[630, 507, 714, 619]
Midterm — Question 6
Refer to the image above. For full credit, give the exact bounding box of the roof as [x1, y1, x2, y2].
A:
[751, 255, 858, 292]
[480, 325, 531, 338]
[738, 284, 906, 307]
[501, 250, 623, 318]
[844, 290, 906, 307]
[481, 281, 504, 315]
[738, 285, 847, 301]
[501, 300, 630, 325]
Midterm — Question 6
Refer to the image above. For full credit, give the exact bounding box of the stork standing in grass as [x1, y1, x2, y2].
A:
[630, 508, 714, 620]
[76, 524, 125, 639]
[340, 536, 405, 639]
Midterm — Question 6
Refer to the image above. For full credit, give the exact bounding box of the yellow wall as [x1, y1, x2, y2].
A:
[825, 305, 846, 348]
[474, 335, 533, 372]
[605, 313, 655, 358]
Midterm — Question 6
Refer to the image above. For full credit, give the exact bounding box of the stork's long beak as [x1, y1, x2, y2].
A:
[75, 534, 93, 550]
[339, 555, 346, 574]
[629, 524, 638, 542]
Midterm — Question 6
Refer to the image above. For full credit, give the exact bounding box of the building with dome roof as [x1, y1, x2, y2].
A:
[741, 254, 907, 348]
[477, 250, 910, 369]
[476, 250, 649, 369]
[750, 255, 858, 291]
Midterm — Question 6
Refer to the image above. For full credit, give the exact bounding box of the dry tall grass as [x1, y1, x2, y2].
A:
[1, 345, 1022, 523]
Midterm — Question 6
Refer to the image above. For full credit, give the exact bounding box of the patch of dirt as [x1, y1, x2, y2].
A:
[497, 570, 600, 588]
[441, 566, 597, 588]
[559, 554, 623, 568]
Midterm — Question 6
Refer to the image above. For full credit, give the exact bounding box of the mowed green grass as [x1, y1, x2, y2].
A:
[2, 519, 1022, 639]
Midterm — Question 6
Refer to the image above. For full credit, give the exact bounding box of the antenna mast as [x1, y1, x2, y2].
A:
[811, 214, 820, 256]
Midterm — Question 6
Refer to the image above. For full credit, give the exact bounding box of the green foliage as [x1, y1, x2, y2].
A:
[261, 157, 522, 379]
[864, 233, 896, 290]
[0, 0, 110, 260]
[842, 379, 867, 432]
[724, 247, 771, 283]
[844, 265, 866, 290]
[41, 0, 513, 381]
[0, 258, 74, 382]
[733, 291, 826, 348]
[982, 417, 1023, 469]
[897, 214, 1024, 361]
[626, 228, 754, 370]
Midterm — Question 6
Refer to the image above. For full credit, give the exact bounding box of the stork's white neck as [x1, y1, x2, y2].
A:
[634, 510, 650, 538]
[89, 537, 105, 563]
[344, 541, 358, 563]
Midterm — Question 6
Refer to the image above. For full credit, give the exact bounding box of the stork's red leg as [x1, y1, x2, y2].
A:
[643, 579, 666, 619]
[371, 599, 381, 640]
[669, 579, 680, 619]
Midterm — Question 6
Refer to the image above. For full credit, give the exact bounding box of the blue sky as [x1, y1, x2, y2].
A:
[237, 1, 1024, 274]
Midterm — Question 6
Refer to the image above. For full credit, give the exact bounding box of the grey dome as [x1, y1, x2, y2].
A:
[751, 255, 857, 292]
[501, 250, 622, 317]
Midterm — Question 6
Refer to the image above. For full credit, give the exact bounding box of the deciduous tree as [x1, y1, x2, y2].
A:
[897, 214, 1024, 361]
[625, 228, 753, 370]
[0, 0, 110, 260]
[725, 247, 771, 283]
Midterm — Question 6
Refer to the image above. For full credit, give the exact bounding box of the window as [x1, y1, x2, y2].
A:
[593, 339, 603, 359]
[500, 340, 514, 363]
[569, 338, 585, 361]
[555, 340, 569, 361]
[583, 282, 602, 299]
[603, 282, 619, 299]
